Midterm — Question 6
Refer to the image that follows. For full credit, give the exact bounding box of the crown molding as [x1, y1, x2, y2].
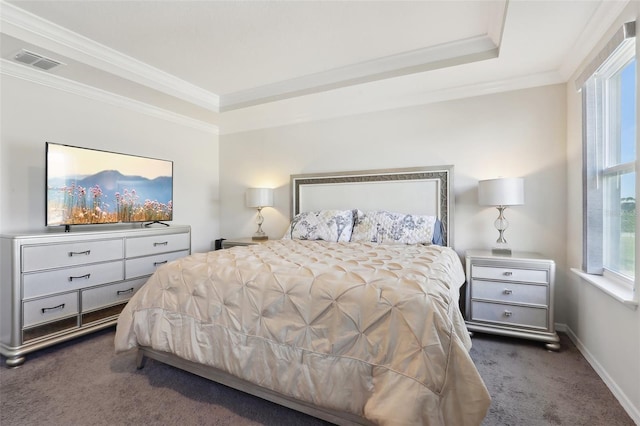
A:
[488, 0, 509, 49]
[1, 59, 219, 134]
[558, 0, 631, 81]
[219, 0, 508, 111]
[0, 1, 220, 112]
[1, 0, 511, 114]
[415, 71, 564, 106]
[219, 70, 563, 135]
[219, 34, 500, 112]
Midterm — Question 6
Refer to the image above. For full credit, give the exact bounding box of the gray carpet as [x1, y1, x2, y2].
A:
[469, 333, 634, 426]
[0, 328, 634, 425]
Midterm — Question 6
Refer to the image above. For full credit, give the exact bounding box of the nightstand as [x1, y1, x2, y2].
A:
[465, 250, 560, 351]
[221, 238, 270, 249]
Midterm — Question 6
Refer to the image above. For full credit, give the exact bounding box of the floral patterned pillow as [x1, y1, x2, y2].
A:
[282, 210, 355, 242]
[351, 210, 437, 244]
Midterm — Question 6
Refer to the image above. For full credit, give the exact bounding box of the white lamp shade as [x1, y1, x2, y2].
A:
[246, 188, 274, 208]
[478, 178, 524, 206]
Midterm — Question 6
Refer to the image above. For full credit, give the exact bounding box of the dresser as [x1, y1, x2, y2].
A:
[465, 250, 560, 350]
[0, 225, 191, 366]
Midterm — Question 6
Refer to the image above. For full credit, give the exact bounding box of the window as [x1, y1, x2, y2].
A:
[582, 21, 636, 291]
[603, 57, 636, 279]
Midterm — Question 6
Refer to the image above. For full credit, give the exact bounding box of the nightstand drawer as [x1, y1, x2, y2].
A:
[471, 301, 547, 329]
[471, 265, 548, 284]
[471, 280, 547, 305]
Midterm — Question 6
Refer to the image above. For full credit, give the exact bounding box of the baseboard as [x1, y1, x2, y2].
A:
[555, 322, 640, 424]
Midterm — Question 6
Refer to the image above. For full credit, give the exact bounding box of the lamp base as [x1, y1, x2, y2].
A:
[252, 234, 268, 241]
[491, 248, 512, 256]
[491, 243, 512, 256]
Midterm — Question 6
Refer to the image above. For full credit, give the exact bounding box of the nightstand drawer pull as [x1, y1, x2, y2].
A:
[153, 260, 168, 266]
[42, 303, 65, 314]
[503, 271, 513, 276]
[68, 273, 91, 281]
[153, 241, 169, 247]
[503, 289, 513, 295]
[117, 287, 134, 296]
[69, 250, 91, 257]
[503, 310, 513, 317]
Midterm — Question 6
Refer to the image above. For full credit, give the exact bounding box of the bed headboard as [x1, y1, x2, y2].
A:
[290, 165, 454, 247]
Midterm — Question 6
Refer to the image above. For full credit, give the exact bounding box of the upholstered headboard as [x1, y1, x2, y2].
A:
[290, 166, 454, 247]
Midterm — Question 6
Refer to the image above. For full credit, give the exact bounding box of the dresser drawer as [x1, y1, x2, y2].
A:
[22, 239, 123, 272]
[471, 301, 547, 329]
[471, 265, 548, 284]
[23, 260, 124, 300]
[82, 277, 147, 311]
[125, 250, 189, 279]
[126, 232, 190, 258]
[471, 280, 548, 305]
[23, 292, 79, 328]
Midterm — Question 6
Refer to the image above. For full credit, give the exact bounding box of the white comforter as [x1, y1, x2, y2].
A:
[115, 240, 490, 425]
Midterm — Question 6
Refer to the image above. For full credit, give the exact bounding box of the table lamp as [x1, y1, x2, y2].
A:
[478, 177, 524, 255]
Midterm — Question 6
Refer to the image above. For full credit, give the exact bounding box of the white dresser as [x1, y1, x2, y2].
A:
[0, 225, 191, 366]
[465, 250, 560, 350]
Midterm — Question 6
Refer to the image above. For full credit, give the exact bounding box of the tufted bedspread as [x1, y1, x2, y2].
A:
[114, 240, 490, 425]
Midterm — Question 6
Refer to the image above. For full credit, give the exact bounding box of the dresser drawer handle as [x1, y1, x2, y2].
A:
[68, 273, 91, 282]
[153, 260, 168, 267]
[503, 271, 513, 276]
[117, 288, 134, 296]
[503, 289, 513, 295]
[41, 303, 65, 314]
[153, 241, 169, 247]
[69, 250, 91, 257]
[503, 310, 513, 317]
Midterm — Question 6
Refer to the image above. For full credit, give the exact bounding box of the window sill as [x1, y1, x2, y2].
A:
[571, 268, 638, 310]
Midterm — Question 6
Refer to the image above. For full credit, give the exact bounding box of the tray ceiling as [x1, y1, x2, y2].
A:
[0, 1, 629, 126]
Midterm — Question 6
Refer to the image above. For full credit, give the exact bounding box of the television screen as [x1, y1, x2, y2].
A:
[46, 142, 173, 227]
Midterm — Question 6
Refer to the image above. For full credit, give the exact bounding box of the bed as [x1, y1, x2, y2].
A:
[114, 166, 490, 426]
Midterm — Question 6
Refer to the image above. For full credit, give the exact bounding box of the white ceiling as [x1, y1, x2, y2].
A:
[0, 0, 631, 129]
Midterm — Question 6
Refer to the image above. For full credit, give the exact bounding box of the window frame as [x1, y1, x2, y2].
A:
[581, 22, 637, 295]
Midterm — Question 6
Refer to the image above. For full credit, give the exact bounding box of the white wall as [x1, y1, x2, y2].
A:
[219, 83, 568, 319]
[0, 74, 220, 253]
[564, 2, 640, 422]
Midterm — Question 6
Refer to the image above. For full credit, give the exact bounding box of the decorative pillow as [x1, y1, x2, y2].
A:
[432, 219, 445, 246]
[282, 209, 355, 242]
[351, 210, 437, 245]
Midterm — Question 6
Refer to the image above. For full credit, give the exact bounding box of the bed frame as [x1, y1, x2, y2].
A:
[135, 165, 454, 425]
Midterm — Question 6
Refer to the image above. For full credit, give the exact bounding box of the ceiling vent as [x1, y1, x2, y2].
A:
[14, 49, 63, 71]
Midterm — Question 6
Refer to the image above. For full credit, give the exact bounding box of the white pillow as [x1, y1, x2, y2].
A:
[283, 210, 354, 242]
[351, 210, 437, 244]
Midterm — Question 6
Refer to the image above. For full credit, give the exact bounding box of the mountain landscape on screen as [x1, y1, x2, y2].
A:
[47, 169, 172, 225]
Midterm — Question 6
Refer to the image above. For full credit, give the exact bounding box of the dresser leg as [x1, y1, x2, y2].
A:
[545, 342, 560, 351]
[5, 355, 26, 368]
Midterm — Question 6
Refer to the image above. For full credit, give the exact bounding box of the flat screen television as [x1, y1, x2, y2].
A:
[46, 142, 173, 228]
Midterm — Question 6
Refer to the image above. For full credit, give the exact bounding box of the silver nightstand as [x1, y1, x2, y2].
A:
[221, 238, 270, 249]
[465, 249, 560, 351]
